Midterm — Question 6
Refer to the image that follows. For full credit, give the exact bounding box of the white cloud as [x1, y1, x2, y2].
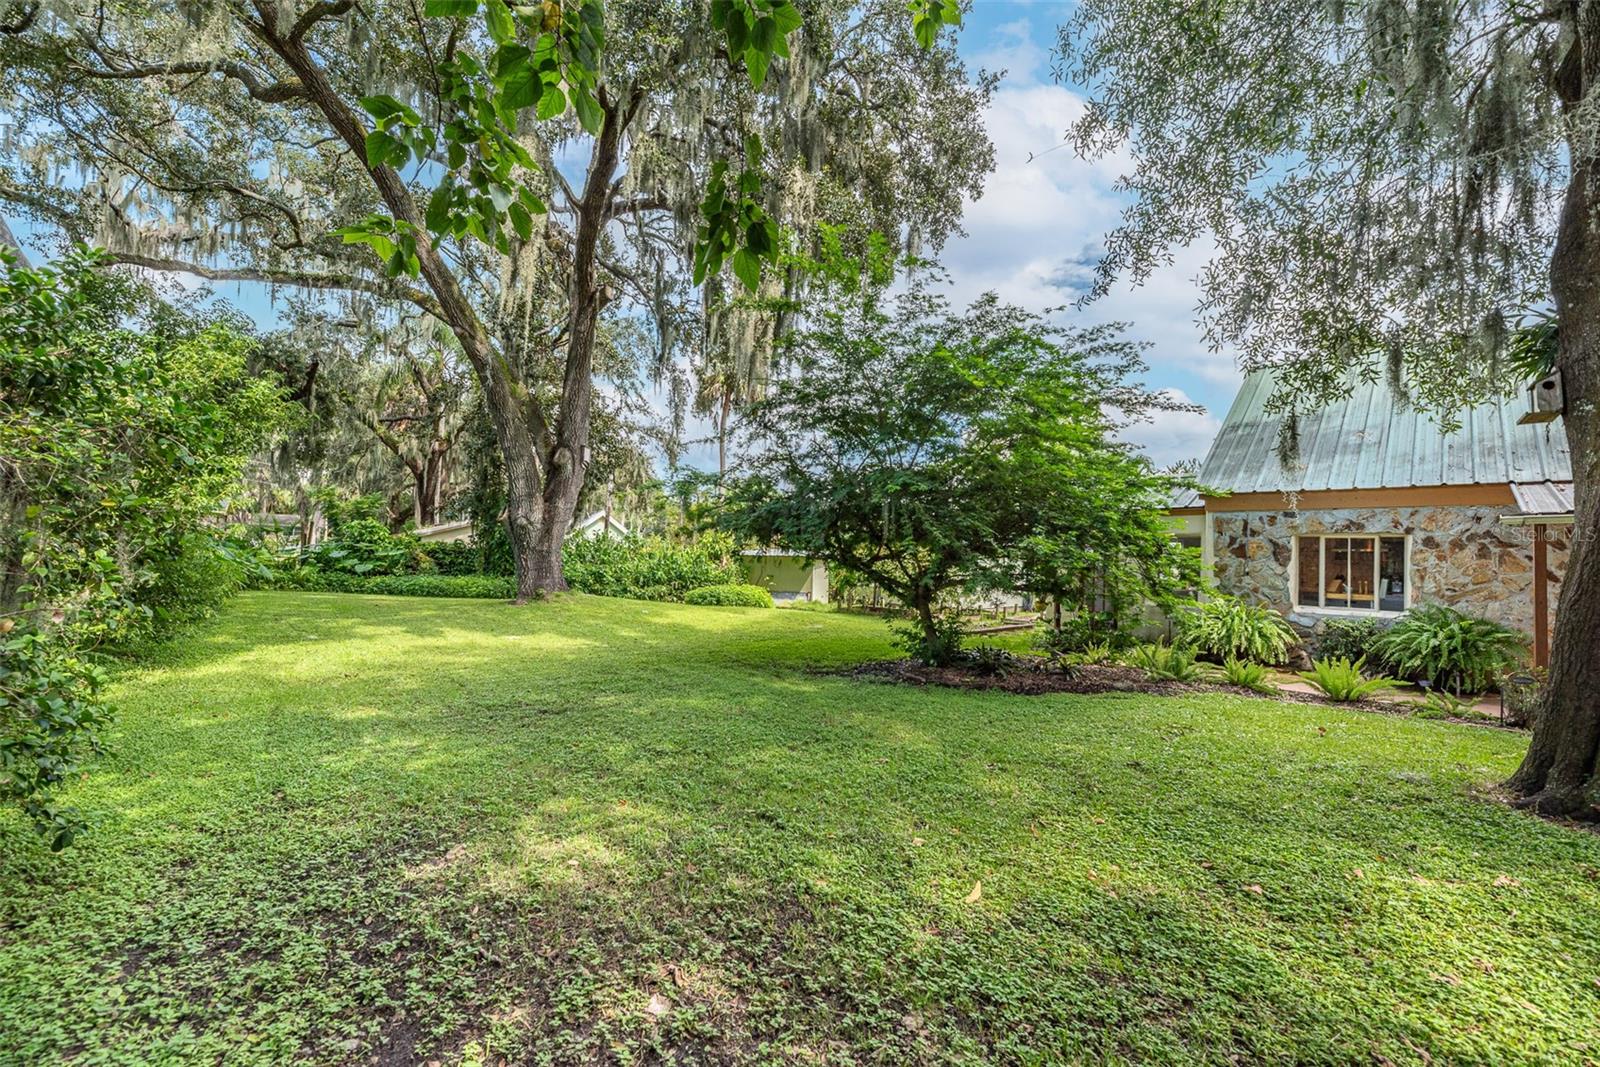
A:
[1117, 388, 1222, 468]
[937, 48, 1242, 403]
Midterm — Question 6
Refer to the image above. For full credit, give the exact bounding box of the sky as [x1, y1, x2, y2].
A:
[944, 1, 1235, 468]
[6, 2, 1239, 472]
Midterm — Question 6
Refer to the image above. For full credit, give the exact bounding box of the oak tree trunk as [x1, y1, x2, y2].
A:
[1508, 26, 1600, 815]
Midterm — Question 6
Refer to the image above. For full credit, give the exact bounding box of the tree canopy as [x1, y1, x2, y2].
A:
[723, 275, 1196, 663]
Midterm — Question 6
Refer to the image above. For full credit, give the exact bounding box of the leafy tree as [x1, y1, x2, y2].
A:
[1056, 1, 1600, 816]
[723, 276, 1194, 663]
[0, 0, 984, 600]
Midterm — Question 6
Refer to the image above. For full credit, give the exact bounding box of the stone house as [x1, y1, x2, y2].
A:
[1170, 370, 1574, 664]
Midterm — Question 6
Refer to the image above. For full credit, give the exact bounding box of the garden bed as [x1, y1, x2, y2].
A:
[841, 657, 1526, 729]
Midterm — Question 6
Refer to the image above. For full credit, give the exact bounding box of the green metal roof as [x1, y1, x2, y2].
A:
[1197, 370, 1572, 494]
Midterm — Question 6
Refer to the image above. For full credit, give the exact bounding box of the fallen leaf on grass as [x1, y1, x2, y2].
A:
[1432, 973, 1462, 987]
[1351, 868, 1365, 880]
[1492, 875, 1522, 888]
[645, 993, 671, 1018]
[963, 881, 983, 903]
[911, 837, 925, 847]
[1242, 883, 1265, 895]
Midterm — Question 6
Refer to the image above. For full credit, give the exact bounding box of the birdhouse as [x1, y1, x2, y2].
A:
[1518, 369, 1565, 425]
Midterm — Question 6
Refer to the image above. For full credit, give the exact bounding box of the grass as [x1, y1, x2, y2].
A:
[3, 592, 1600, 1065]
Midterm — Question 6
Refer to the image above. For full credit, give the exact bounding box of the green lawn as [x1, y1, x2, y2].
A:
[4, 593, 1599, 1065]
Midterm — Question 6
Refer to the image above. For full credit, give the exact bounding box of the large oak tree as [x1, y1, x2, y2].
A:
[0, 0, 988, 598]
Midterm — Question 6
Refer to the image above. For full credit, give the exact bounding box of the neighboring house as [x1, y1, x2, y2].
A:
[414, 511, 629, 545]
[414, 518, 473, 544]
[741, 549, 829, 603]
[1172, 370, 1573, 664]
[570, 510, 629, 539]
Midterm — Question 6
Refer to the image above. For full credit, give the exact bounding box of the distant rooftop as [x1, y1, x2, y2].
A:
[1196, 370, 1571, 495]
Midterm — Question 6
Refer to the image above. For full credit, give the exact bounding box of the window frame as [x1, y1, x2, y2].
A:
[1291, 533, 1411, 614]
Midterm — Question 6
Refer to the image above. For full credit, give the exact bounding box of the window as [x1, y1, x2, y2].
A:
[1296, 535, 1407, 612]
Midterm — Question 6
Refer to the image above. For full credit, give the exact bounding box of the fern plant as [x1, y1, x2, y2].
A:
[1298, 656, 1399, 702]
[1129, 641, 1204, 682]
[1220, 656, 1275, 693]
[1372, 604, 1527, 695]
[1175, 595, 1297, 664]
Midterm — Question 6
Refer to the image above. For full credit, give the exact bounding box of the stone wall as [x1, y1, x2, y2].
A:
[1209, 505, 1569, 638]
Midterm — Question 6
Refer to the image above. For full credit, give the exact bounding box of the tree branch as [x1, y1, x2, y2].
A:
[71, 56, 310, 103]
[290, 0, 359, 42]
[102, 251, 445, 317]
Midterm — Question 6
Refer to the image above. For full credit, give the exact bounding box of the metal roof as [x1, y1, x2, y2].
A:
[1510, 481, 1575, 516]
[1168, 488, 1203, 510]
[1196, 370, 1572, 494]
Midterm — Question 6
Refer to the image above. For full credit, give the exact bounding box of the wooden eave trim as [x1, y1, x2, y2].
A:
[1199, 484, 1516, 512]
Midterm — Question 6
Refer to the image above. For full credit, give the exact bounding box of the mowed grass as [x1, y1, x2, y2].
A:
[3, 594, 1600, 1066]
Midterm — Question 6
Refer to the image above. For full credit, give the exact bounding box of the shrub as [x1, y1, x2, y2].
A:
[137, 534, 248, 640]
[962, 645, 1021, 677]
[893, 614, 966, 667]
[1175, 595, 1296, 664]
[421, 540, 481, 576]
[561, 532, 743, 602]
[1220, 656, 1275, 693]
[304, 518, 421, 576]
[1316, 617, 1390, 667]
[0, 626, 111, 850]
[1298, 656, 1399, 702]
[1128, 641, 1204, 682]
[1373, 604, 1528, 695]
[684, 584, 774, 608]
[1036, 611, 1137, 655]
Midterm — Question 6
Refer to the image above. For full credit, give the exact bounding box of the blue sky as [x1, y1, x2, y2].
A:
[8, 3, 1236, 470]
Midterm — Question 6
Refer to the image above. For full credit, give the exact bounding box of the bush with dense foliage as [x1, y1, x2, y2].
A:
[1315, 617, 1391, 669]
[1299, 657, 1400, 702]
[893, 613, 968, 667]
[1175, 595, 1297, 664]
[0, 248, 288, 845]
[274, 571, 516, 599]
[303, 518, 423, 576]
[560, 532, 742, 602]
[0, 627, 112, 851]
[1373, 604, 1529, 695]
[1033, 610, 1138, 659]
[421, 540, 481, 576]
[684, 584, 775, 608]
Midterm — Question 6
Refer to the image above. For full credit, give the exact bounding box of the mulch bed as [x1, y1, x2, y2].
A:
[836, 656, 1527, 731]
[843, 658, 1194, 697]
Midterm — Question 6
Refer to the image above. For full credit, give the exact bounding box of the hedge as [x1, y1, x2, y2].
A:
[684, 583, 775, 608]
[274, 570, 515, 599]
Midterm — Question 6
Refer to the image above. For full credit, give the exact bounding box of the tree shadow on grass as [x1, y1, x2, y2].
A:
[6, 594, 1600, 1063]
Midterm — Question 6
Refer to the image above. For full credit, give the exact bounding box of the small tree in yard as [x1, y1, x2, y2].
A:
[722, 277, 1194, 664]
[1056, 2, 1600, 815]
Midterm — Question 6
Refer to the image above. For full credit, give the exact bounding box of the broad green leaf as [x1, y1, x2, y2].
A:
[571, 88, 603, 134]
[745, 46, 769, 89]
[423, 0, 478, 14]
[770, 1, 802, 35]
[536, 83, 566, 120]
[732, 247, 761, 292]
[508, 201, 533, 241]
[483, 0, 515, 43]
